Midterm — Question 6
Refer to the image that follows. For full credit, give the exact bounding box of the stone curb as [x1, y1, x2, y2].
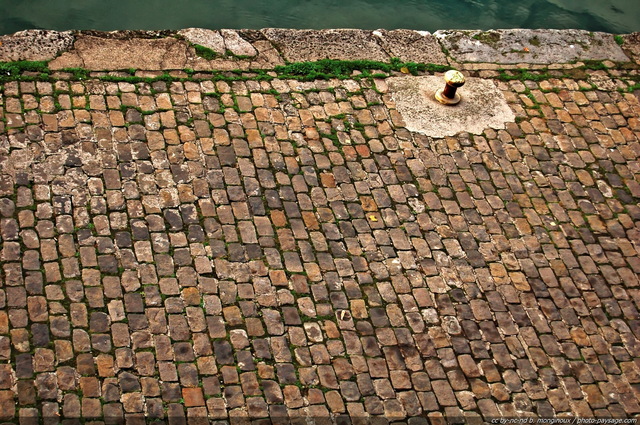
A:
[0, 28, 639, 70]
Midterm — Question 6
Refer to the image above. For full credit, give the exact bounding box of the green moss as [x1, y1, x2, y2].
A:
[319, 131, 341, 150]
[614, 35, 624, 46]
[622, 81, 640, 92]
[2, 56, 627, 92]
[0, 60, 49, 75]
[194, 44, 218, 60]
[528, 36, 541, 47]
[275, 59, 373, 79]
[497, 68, 556, 82]
[472, 31, 501, 46]
[579, 83, 598, 92]
[61, 68, 91, 80]
[274, 57, 448, 80]
[0, 60, 50, 83]
[0, 57, 449, 85]
[579, 60, 608, 70]
[225, 49, 252, 60]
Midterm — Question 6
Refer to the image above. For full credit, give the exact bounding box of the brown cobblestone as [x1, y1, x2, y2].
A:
[1, 63, 639, 422]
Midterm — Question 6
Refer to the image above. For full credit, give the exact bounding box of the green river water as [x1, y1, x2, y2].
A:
[0, 0, 638, 37]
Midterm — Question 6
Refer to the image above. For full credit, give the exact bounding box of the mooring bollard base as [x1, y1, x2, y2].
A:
[434, 88, 462, 105]
[434, 69, 465, 105]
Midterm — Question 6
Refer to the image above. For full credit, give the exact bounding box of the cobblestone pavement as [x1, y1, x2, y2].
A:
[1, 65, 640, 424]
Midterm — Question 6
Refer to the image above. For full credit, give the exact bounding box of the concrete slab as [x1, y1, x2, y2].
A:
[0, 29, 74, 62]
[373, 29, 448, 64]
[435, 29, 630, 64]
[262, 28, 390, 62]
[388, 75, 515, 138]
[49, 35, 189, 70]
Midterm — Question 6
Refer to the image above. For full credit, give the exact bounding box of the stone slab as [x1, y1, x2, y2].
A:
[177, 28, 226, 55]
[373, 29, 448, 64]
[435, 29, 630, 64]
[388, 75, 515, 138]
[49, 35, 189, 70]
[0, 28, 637, 71]
[262, 28, 390, 62]
[0, 30, 74, 62]
[621, 32, 640, 64]
[179, 29, 280, 69]
[220, 29, 257, 57]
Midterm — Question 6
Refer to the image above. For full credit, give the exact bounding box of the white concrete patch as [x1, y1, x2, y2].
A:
[388, 76, 515, 138]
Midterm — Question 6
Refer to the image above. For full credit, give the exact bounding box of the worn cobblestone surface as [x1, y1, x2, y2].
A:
[1, 65, 640, 423]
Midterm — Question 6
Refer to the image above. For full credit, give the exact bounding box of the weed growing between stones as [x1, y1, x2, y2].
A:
[624, 81, 640, 92]
[193, 44, 217, 60]
[274, 58, 449, 79]
[497, 68, 559, 82]
[0, 57, 450, 85]
[0, 60, 48, 76]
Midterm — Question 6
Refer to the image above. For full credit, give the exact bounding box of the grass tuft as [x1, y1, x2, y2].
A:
[275, 58, 449, 80]
[194, 44, 218, 60]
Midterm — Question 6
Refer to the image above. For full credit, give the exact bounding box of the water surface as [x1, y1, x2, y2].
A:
[0, 0, 638, 36]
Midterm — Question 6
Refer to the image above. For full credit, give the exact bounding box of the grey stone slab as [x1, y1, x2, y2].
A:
[177, 28, 226, 54]
[373, 29, 448, 64]
[388, 75, 515, 138]
[262, 28, 390, 62]
[220, 29, 257, 57]
[435, 29, 630, 64]
[0, 30, 74, 62]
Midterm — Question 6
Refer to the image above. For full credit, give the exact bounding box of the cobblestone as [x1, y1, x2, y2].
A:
[1, 56, 640, 423]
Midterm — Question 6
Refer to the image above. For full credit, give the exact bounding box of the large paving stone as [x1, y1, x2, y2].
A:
[435, 29, 630, 63]
[177, 28, 225, 54]
[49, 34, 189, 70]
[262, 28, 390, 62]
[220, 29, 257, 57]
[0, 29, 74, 61]
[373, 29, 448, 64]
